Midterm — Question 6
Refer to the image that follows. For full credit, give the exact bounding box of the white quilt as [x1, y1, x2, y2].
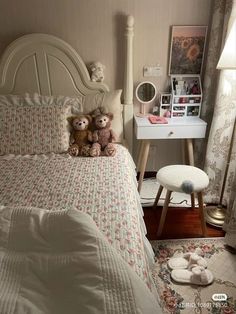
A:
[0, 145, 154, 289]
[0, 206, 161, 314]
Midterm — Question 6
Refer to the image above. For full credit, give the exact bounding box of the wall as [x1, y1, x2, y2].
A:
[0, 0, 212, 169]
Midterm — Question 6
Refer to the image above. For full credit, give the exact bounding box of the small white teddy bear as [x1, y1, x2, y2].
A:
[89, 62, 105, 82]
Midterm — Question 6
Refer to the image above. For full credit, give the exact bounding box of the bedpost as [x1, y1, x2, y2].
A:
[123, 15, 134, 154]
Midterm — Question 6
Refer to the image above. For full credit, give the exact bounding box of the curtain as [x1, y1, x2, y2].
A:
[195, 0, 236, 205]
[197, 0, 236, 248]
[224, 173, 236, 248]
[204, 0, 236, 206]
[194, 0, 233, 169]
[204, 74, 236, 205]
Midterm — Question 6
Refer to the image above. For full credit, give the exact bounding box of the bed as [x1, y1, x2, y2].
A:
[0, 15, 161, 313]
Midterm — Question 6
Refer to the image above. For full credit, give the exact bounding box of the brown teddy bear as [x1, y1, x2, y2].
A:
[90, 108, 117, 157]
[67, 115, 92, 156]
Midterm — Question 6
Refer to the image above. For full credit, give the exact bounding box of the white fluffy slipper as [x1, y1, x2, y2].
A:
[171, 265, 214, 286]
[168, 248, 207, 270]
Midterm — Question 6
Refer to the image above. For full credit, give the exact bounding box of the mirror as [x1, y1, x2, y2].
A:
[135, 81, 157, 116]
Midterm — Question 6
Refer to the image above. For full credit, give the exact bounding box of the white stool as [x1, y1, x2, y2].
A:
[153, 165, 209, 238]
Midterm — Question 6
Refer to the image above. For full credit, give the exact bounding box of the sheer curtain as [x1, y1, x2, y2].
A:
[196, 0, 236, 248]
[224, 174, 236, 248]
[194, 0, 233, 169]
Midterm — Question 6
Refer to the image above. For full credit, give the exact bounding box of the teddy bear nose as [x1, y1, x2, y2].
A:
[79, 122, 82, 125]
[99, 120, 103, 123]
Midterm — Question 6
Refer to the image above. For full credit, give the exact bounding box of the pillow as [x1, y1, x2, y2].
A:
[0, 93, 83, 110]
[77, 90, 123, 141]
[0, 95, 71, 155]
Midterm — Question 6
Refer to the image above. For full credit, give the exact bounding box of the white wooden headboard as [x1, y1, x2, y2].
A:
[0, 15, 134, 152]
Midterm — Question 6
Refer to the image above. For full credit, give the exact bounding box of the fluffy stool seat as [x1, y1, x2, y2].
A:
[156, 165, 209, 193]
[154, 165, 209, 238]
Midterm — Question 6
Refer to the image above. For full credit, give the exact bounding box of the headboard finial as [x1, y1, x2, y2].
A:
[123, 15, 134, 153]
[127, 15, 134, 27]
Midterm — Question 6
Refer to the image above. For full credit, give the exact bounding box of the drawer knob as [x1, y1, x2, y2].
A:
[169, 131, 174, 136]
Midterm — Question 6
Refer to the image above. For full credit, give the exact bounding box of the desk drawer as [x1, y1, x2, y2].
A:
[135, 124, 206, 139]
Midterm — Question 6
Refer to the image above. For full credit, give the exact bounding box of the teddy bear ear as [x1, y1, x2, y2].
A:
[99, 106, 107, 114]
[91, 108, 102, 117]
[89, 62, 96, 71]
[85, 115, 92, 123]
[67, 116, 75, 124]
[106, 112, 114, 120]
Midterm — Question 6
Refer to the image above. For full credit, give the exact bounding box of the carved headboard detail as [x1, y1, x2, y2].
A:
[0, 16, 134, 152]
[0, 33, 109, 96]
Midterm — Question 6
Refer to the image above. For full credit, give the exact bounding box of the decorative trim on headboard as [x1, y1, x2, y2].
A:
[0, 33, 109, 95]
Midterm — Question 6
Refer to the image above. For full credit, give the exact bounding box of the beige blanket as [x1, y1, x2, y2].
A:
[0, 206, 161, 314]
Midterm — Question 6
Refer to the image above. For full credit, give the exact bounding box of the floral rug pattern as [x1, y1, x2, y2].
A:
[151, 238, 236, 314]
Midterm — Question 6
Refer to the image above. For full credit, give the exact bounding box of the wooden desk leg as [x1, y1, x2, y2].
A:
[186, 139, 194, 166]
[137, 140, 144, 171]
[137, 140, 150, 193]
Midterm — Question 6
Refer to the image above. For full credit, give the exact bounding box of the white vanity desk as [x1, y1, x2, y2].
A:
[134, 115, 207, 192]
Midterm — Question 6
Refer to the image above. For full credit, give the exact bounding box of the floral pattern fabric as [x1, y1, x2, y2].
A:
[204, 72, 236, 205]
[195, 0, 236, 205]
[196, 0, 236, 247]
[0, 94, 74, 155]
[224, 172, 236, 248]
[194, 0, 231, 168]
[0, 145, 154, 289]
[195, 1, 236, 245]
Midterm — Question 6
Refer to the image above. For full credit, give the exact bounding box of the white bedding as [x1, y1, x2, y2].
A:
[0, 206, 161, 314]
[0, 145, 155, 290]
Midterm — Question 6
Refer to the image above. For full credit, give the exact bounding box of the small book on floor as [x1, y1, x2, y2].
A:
[148, 115, 168, 124]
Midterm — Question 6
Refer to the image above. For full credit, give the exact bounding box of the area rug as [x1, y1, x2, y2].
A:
[140, 178, 199, 207]
[151, 238, 236, 314]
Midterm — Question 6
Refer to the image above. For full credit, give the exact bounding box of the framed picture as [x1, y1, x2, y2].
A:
[171, 75, 201, 96]
[169, 26, 207, 75]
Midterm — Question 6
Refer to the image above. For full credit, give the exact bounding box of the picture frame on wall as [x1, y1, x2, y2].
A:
[169, 25, 207, 75]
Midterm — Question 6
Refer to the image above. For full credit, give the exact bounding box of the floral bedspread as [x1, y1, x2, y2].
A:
[0, 145, 154, 289]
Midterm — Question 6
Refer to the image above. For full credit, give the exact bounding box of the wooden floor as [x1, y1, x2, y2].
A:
[143, 206, 225, 240]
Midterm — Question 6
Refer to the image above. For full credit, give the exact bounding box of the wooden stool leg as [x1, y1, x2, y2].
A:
[191, 193, 195, 209]
[157, 190, 172, 238]
[197, 192, 207, 237]
[153, 185, 163, 209]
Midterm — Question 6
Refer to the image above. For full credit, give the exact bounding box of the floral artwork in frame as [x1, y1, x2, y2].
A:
[169, 26, 207, 75]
